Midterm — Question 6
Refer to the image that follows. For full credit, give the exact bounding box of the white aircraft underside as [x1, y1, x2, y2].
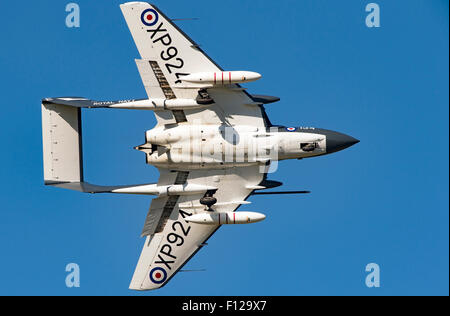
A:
[40, 2, 359, 290]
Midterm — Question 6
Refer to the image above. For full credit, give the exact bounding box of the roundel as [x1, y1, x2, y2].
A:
[149, 267, 167, 284]
[141, 9, 159, 26]
[286, 127, 297, 132]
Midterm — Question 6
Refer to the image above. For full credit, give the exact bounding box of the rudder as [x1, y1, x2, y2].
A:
[41, 100, 83, 184]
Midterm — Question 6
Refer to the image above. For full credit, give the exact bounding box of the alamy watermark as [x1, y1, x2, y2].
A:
[365, 263, 381, 288]
[365, 3, 380, 28]
[65, 3, 80, 28]
[65, 263, 80, 288]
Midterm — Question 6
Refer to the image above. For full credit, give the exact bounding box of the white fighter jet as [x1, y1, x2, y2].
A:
[41, 2, 359, 290]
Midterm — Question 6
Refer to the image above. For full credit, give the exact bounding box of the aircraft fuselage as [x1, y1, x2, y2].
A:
[137, 125, 359, 170]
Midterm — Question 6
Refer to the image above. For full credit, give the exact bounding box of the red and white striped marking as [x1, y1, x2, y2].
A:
[181, 71, 261, 85]
[213, 72, 233, 85]
[217, 212, 236, 224]
[185, 211, 265, 225]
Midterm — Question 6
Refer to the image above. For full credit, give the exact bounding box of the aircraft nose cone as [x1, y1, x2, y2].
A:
[325, 130, 360, 154]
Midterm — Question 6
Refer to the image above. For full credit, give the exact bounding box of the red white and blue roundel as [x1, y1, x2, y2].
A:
[141, 9, 159, 26]
[286, 127, 297, 132]
[149, 267, 167, 284]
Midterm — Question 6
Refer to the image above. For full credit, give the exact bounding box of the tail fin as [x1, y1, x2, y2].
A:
[41, 98, 160, 194]
[41, 99, 83, 184]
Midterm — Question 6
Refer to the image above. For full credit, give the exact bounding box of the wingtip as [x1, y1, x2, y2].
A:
[120, 2, 154, 8]
[129, 282, 164, 291]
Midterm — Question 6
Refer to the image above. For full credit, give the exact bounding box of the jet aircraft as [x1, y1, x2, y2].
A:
[41, 2, 359, 290]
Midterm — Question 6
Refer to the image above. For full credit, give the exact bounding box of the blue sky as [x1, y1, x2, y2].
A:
[0, 0, 448, 296]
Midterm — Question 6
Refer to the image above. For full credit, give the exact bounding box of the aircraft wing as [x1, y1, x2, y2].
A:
[129, 166, 264, 290]
[120, 2, 272, 127]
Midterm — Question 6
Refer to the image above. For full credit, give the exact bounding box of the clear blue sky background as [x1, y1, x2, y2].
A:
[0, 0, 448, 296]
